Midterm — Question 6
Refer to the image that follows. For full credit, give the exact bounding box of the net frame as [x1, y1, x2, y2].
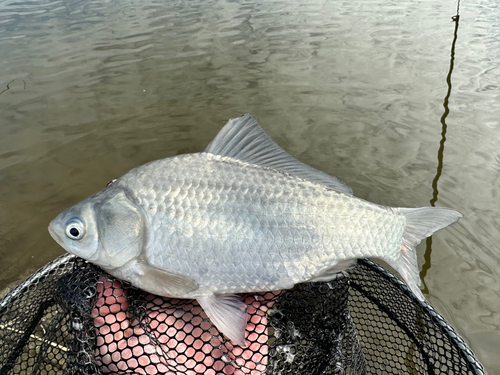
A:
[0, 254, 488, 375]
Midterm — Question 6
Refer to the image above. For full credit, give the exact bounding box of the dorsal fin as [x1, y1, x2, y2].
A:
[203, 113, 353, 195]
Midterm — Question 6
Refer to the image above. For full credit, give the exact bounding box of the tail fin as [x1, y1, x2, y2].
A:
[387, 207, 463, 301]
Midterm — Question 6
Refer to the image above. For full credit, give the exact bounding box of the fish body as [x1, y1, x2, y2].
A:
[96, 152, 403, 296]
[49, 114, 462, 346]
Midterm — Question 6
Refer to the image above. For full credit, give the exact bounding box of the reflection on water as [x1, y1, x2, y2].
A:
[0, 79, 26, 96]
[0, 0, 499, 372]
[420, 8, 460, 296]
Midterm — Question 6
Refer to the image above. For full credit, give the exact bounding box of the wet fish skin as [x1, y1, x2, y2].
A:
[108, 152, 404, 294]
[48, 113, 462, 346]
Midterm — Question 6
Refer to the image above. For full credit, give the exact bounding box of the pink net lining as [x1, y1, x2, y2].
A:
[0, 255, 487, 375]
[92, 276, 281, 375]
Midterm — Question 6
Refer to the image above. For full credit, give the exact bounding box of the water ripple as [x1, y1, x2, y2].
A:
[0, 0, 499, 372]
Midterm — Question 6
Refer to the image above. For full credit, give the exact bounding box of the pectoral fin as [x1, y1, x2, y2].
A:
[136, 261, 199, 296]
[197, 294, 248, 347]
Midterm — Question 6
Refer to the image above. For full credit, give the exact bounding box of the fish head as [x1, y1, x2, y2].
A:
[49, 187, 146, 270]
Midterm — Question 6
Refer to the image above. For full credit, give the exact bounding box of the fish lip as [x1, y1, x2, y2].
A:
[48, 219, 65, 249]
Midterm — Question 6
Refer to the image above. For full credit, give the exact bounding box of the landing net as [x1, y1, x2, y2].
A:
[0, 254, 487, 375]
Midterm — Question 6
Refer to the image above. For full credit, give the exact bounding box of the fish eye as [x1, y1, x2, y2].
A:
[65, 219, 85, 240]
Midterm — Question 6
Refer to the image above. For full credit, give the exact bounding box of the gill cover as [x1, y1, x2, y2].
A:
[96, 191, 145, 268]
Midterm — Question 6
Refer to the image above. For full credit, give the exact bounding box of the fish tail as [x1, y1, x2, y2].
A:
[388, 207, 463, 301]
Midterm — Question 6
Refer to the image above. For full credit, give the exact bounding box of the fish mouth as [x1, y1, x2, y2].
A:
[48, 219, 66, 249]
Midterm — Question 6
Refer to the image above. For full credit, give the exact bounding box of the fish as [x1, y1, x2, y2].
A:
[48, 113, 462, 347]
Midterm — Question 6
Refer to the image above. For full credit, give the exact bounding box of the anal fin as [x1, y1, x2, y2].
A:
[307, 259, 356, 282]
[197, 294, 248, 347]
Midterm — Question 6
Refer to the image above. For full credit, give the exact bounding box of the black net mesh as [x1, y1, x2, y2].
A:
[0, 254, 487, 375]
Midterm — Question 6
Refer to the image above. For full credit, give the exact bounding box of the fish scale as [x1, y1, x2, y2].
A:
[115, 152, 404, 296]
[49, 113, 462, 346]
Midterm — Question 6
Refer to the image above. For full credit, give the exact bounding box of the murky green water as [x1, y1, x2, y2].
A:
[1, 0, 499, 372]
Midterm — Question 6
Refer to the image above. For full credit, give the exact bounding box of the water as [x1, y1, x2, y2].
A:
[0, 0, 498, 372]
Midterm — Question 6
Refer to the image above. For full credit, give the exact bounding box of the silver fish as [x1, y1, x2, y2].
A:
[49, 113, 462, 346]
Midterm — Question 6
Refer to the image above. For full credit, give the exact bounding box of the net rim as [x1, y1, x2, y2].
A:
[355, 258, 487, 375]
[0, 253, 76, 314]
[0, 254, 488, 375]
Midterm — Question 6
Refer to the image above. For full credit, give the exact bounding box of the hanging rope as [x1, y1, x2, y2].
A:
[420, 2, 461, 294]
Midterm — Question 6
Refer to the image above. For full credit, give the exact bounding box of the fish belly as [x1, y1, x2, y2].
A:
[120, 153, 405, 297]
